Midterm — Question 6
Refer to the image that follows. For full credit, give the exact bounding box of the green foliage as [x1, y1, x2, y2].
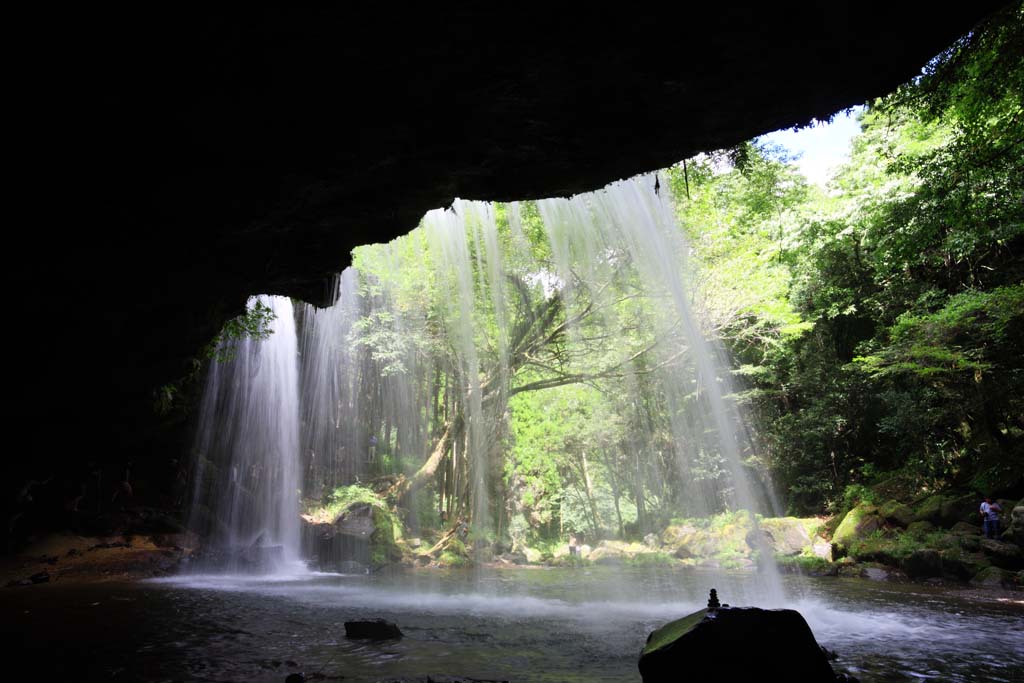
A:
[687, 8, 1024, 512]
[842, 484, 879, 510]
[155, 299, 278, 415]
[206, 300, 277, 363]
[306, 7, 1024, 538]
[625, 551, 677, 567]
[775, 554, 833, 575]
[306, 484, 387, 522]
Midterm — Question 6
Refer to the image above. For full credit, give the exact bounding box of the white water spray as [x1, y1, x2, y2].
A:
[189, 295, 302, 569]
[188, 175, 783, 601]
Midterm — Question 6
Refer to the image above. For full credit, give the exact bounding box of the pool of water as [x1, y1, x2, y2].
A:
[6, 566, 1022, 682]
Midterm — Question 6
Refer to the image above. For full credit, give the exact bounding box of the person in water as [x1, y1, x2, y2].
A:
[979, 497, 1002, 539]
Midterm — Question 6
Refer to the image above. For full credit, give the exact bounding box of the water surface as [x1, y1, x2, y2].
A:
[8, 567, 1022, 682]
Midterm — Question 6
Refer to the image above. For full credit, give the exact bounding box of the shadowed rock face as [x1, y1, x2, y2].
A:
[14, 5, 1005, 470]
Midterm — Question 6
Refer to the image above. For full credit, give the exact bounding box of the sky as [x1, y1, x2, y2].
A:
[758, 106, 863, 187]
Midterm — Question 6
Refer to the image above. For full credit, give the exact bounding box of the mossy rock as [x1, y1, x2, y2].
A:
[914, 495, 945, 524]
[590, 541, 635, 565]
[672, 530, 717, 560]
[438, 550, 470, 567]
[522, 546, 543, 564]
[758, 517, 812, 557]
[939, 550, 987, 582]
[837, 563, 866, 578]
[832, 504, 884, 556]
[941, 493, 983, 527]
[849, 540, 901, 566]
[959, 535, 982, 552]
[902, 549, 943, 579]
[970, 566, 1015, 588]
[368, 505, 401, 568]
[303, 487, 402, 571]
[775, 554, 836, 576]
[629, 552, 678, 567]
[879, 501, 915, 528]
[661, 524, 699, 548]
[914, 492, 981, 527]
[906, 520, 936, 538]
[950, 521, 980, 536]
[979, 539, 1024, 570]
[1007, 505, 1024, 546]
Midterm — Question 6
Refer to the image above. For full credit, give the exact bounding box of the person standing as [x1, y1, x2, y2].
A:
[979, 497, 1002, 539]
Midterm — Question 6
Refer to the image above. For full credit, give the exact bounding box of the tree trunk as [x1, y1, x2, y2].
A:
[386, 417, 461, 502]
[581, 450, 603, 536]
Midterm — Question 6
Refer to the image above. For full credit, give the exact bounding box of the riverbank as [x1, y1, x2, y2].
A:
[0, 532, 193, 587]
[300, 485, 1024, 592]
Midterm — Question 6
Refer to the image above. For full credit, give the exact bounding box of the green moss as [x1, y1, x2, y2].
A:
[305, 484, 401, 570]
[879, 500, 915, 527]
[914, 494, 945, 523]
[627, 552, 677, 567]
[306, 484, 384, 522]
[642, 609, 708, 656]
[847, 529, 906, 564]
[438, 551, 470, 567]
[833, 504, 883, 554]
[775, 554, 834, 575]
[906, 520, 936, 538]
[369, 506, 399, 568]
[447, 538, 468, 556]
[550, 554, 591, 567]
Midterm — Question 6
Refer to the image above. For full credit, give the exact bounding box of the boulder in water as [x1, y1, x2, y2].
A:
[345, 619, 403, 640]
[638, 602, 836, 682]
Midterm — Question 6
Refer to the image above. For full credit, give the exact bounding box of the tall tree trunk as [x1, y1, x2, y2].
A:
[580, 450, 603, 536]
[386, 416, 461, 502]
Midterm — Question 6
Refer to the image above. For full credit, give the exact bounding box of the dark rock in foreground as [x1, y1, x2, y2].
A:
[639, 605, 836, 682]
[344, 618, 403, 640]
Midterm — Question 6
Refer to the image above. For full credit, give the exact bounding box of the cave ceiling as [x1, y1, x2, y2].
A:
[16, 5, 1007, 459]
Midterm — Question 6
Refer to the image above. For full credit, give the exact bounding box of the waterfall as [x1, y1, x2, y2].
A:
[189, 295, 301, 570]
[187, 174, 783, 600]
